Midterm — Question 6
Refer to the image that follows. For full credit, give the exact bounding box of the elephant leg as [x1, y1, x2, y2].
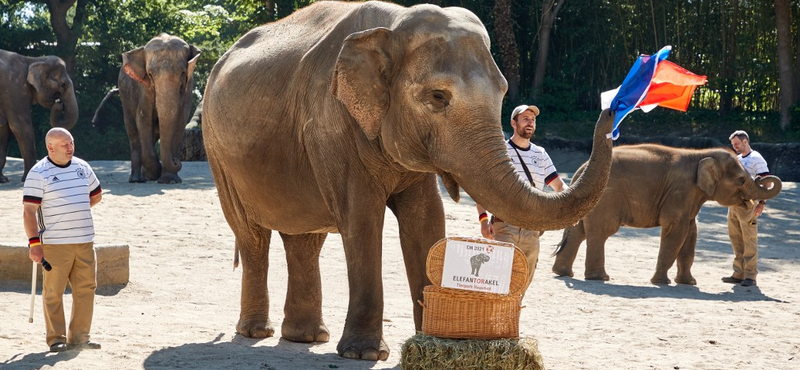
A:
[0, 120, 9, 183]
[122, 106, 146, 182]
[674, 219, 698, 285]
[552, 221, 586, 277]
[235, 225, 274, 338]
[280, 232, 330, 343]
[388, 174, 444, 333]
[584, 221, 615, 281]
[136, 110, 161, 181]
[336, 205, 388, 361]
[7, 112, 36, 182]
[651, 221, 691, 285]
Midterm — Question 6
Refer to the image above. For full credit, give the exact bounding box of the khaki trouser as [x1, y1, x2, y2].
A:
[727, 203, 759, 281]
[42, 242, 97, 346]
[492, 220, 540, 294]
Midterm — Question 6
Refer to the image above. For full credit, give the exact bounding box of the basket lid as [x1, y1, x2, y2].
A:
[426, 236, 528, 296]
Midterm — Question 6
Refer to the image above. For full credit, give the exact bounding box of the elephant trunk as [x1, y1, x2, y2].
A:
[154, 86, 186, 176]
[744, 175, 782, 201]
[50, 83, 79, 130]
[459, 110, 615, 231]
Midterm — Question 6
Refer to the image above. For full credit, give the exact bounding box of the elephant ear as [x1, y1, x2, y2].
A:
[697, 157, 719, 197]
[26, 61, 50, 93]
[185, 45, 201, 92]
[331, 27, 394, 140]
[122, 47, 149, 87]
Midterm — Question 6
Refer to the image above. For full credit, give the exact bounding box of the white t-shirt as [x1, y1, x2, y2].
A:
[738, 150, 769, 178]
[506, 140, 559, 190]
[23, 156, 101, 244]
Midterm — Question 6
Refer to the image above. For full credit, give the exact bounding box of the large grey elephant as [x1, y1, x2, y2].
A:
[552, 144, 782, 285]
[0, 49, 78, 182]
[203, 1, 614, 361]
[94, 34, 200, 183]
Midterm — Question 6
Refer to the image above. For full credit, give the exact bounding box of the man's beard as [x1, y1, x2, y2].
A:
[516, 129, 533, 139]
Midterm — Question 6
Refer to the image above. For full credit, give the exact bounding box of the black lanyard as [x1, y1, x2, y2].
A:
[509, 140, 535, 188]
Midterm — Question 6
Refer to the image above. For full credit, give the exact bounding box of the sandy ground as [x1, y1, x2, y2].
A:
[1, 151, 799, 370]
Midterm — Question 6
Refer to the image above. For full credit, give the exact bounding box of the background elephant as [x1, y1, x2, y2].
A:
[552, 143, 782, 285]
[470, 253, 490, 276]
[95, 34, 200, 183]
[203, 1, 614, 361]
[0, 49, 78, 182]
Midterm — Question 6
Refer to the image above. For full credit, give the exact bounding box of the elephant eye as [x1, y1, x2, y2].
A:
[736, 176, 746, 186]
[425, 89, 451, 113]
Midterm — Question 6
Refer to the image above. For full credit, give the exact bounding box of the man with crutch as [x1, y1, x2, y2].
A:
[24, 128, 103, 353]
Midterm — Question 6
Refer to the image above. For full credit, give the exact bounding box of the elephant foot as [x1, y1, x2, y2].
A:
[650, 274, 672, 285]
[157, 173, 182, 184]
[236, 318, 275, 338]
[552, 265, 574, 277]
[336, 334, 389, 361]
[0, 174, 8, 183]
[281, 318, 330, 343]
[129, 173, 147, 183]
[584, 271, 610, 281]
[674, 275, 697, 285]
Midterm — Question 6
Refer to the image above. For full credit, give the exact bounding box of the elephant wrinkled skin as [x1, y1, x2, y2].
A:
[203, 1, 614, 361]
[95, 34, 200, 183]
[552, 144, 782, 285]
[0, 49, 78, 182]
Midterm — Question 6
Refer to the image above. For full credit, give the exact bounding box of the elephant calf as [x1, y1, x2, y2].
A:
[552, 144, 781, 285]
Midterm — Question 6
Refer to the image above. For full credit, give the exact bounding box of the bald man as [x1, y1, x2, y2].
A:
[23, 128, 103, 352]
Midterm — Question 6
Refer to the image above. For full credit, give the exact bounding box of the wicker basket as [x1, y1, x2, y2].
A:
[426, 236, 529, 296]
[420, 285, 521, 339]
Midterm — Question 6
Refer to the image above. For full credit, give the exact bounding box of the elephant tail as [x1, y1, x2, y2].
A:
[551, 220, 584, 257]
[91, 88, 120, 128]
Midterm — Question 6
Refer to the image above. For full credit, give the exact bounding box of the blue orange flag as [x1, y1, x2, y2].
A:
[601, 46, 707, 140]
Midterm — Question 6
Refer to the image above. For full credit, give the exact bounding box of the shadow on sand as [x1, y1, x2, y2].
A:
[556, 276, 789, 303]
[142, 333, 400, 370]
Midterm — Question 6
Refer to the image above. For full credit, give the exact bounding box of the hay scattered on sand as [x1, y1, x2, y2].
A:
[400, 333, 545, 370]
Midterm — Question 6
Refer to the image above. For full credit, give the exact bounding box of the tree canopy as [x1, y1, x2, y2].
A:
[1, 0, 798, 160]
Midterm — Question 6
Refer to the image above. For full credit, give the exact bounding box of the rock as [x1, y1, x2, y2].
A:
[180, 127, 206, 161]
[0, 244, 129, 287]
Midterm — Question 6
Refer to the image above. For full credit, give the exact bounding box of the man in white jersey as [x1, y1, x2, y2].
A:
[24, 128, 103, 352]
[723, 130, 769, 287]
[475, 105, 568, 293]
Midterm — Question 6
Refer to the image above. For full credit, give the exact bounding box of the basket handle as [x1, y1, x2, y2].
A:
[416, 299, 427, 309]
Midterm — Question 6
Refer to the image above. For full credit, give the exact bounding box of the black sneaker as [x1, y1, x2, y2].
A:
[741, 278, 757, 287]
[49, 342, 67, 352]
[722, 276, 743, 284]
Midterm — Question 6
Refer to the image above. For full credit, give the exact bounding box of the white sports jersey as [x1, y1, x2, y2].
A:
[23, 156, 101, 244]
[506, 140, 558, 190]
[738, 150, 769, 178]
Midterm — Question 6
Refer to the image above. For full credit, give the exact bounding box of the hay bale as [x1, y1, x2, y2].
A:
[400, 333, 545, 370]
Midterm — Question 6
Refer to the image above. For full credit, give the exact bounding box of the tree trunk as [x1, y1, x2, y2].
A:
[492, 0, 519, 101]
[532, 0, 565, 99]
[775, 0, 793, 130]
[46, 0, 88, 74]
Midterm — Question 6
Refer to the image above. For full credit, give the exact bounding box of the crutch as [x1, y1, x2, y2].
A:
[29, 261, 36, 323]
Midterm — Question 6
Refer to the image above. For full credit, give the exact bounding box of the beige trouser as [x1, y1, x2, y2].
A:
[727, 203, 759, 280]
[42, 242, 97, 346]
[492, 220, 540, 294]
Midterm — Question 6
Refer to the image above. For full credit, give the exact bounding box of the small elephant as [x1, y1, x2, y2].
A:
[203, 1, 614, 361]
[552, 144, 782, 285]
[94, 34, 200, 183]
[0, 49, 78, 182]
[470, 253, 490, 276]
